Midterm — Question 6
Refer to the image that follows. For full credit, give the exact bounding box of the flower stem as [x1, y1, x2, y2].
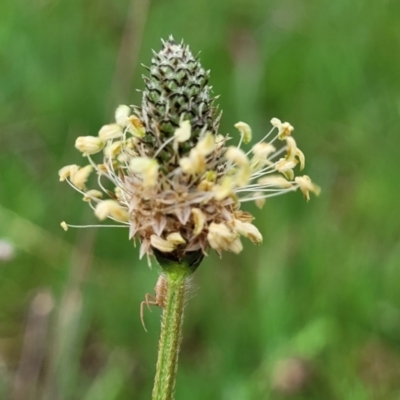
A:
[152, 265, 189, 400]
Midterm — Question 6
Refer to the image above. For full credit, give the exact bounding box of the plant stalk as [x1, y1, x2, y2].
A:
[152, 268, 187, 400]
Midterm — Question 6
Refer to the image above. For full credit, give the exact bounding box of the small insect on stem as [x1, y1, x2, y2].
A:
[140, 274, 167, 332]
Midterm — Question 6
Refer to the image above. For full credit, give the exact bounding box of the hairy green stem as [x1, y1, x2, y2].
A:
[152, 267, 188, 400]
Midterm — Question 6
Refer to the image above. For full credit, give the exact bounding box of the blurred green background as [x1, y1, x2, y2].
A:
[1, 0, 400, 399]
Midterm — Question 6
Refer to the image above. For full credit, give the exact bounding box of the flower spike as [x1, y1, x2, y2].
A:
[58, 38, 319, 263]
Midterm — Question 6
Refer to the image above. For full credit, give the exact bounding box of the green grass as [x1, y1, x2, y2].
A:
[1, 0, 400, 399]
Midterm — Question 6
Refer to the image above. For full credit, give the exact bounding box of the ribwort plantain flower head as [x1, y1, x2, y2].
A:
[59, 37, 320, 266]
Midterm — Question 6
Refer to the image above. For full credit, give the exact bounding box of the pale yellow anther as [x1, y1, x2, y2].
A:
[117, 152, 136, 164]
[278, 122, 294, 140]
[83, 190, 103, 202]
[174, 120, 191, 143]
[286, 170, 294, 181]
[258, 174, 293, 188]
[150, 235, 175, 253]
[275, 158, 298, 173]
[227, 237, 243, 254]
[179, 150, 206, 175]
[75, 136, 104, 156]
[254, 195, 266, 209]
[270, 117, 282, 128]
[233, 220, 263, 244]
[295, 175, 321, 201]
[166, 232, 186, 245]
[296, 148, 305, 170]
[275, 157, 297, 180]
[252, 142, 276, 159]
[285, 137, 306, 171]
[98, 124, 123, 141]
[127, 115, 145, 138]
[129, 157, 156, 172]
[192, 208, 206, 236]
[179, 157, 194, 174]
[144, 164, 159, 187]
[70, 165, 93, 190]
[94, 200, 129, 222]
[234, 121, 252, 144]
[196, 132, 215, 156]
[105, 141, 122, 159]
[225, 146, 249, 167]
[97, 162, 118, 173]
[130, 158, 159, 187]
[207, 230, 242, 254]
[60, 221, 68, 231]
[114, 187, 122, 200]
[123, 137, 137, 149]
[208, 222, 237, 241]
[204, 170, 217, 182]
[58, 165, 79, 181]
[235, 164, 251, 187]
[224, 147, 251, 187]
[115, 105, 131, 126]
[207, 222, 240, 252]
[285, 136, 298, 160]
[213, 176, 234, 200]
[197, 180, 214, 191]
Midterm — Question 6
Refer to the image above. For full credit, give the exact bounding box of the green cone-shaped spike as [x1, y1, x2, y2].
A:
[137, 36, 221, 157]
